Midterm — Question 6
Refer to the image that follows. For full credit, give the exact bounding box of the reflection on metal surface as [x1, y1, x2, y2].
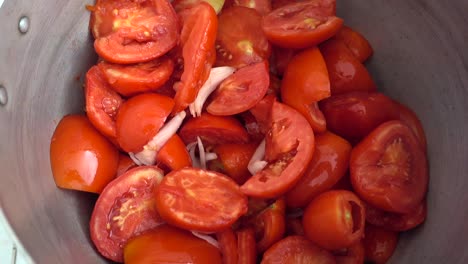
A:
[18, 16, 30, 34]
[0, 86, 7, 106]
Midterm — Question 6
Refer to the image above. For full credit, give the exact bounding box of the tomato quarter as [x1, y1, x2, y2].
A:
[155, 134, 192, 172]
[251, 198, 286, 252]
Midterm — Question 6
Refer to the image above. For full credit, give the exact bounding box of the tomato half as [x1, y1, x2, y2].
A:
[85, 66, 124, 140]
[124, 225, 222, 264]
[223, 0, 272, 15]
[363, 225, 398, 264]
[116, 153, 137, 177]
[350, 121, 428, 214]
[98, 57, 174, 97]
[319, 39, 377, 95]
[179, 113, 250, 145]
[333, 25, 373, 63]
[320, 92, 399, 142]
[281, 47, 330, 132]
[207, 61, 270, 115]
[241, 101, 315, 198]
[333, 242, 365, 264]
[92, 0, 179, 64]
[155, 168, 248, 232]
[90, 166, 165, 262]
[237, 227, 257, 264]
[156, 134, 192, 172]
[365, 202, 427, 232]
[261, 236, 336, 264]
[217, 229, 238, 264]
[115, 93, 174, 153]
[262, 0, 343, 49]
[251, 198, 286, 252]
[286, 132, 352, 208]
[396, 101, 427, 152]
[303, 190, 366, 250]
[173, 2, 218, 113]
[212, 143, 257, 184]
[215, 6, 271, 68]
[50, 115, 119, 193]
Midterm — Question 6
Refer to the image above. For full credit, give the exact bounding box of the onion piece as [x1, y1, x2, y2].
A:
[205, 152, 218, 161]
[248, 139, 268, 175]
[197, 137, 207, 170]
[187, 142, 201, 168]
[191, 231, 220, 249]
[190, 66, 236, 117]
[129, 111, 187, 166]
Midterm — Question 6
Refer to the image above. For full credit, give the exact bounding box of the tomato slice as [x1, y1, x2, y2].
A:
[207, 61, 270, 116]
[333, 242, 365, 264]
[85, 66, 124, 140]
[261, 236, 336, 264]
[241, 101, 314, 198]
[350, 120, 428, 213]
[363, 225, 399, 264]
[237, 227, 257, 264]
[155, 168, 248, 232]
[320, 92, 400, 142]
[215, 6, 271, 68]
[396, 101, 427, 153]
[116, 153, 137, 177]
[50, 115, 119, 193]
[98, 57, 174, 97]
[249, 94, 277, 136]
[365, 202, 427, 232]
[179, 113, 250, 145]
[217, 229, 238, 264]
[173, 2, 218, 114]
[223, 0, 272, 15]
[286, 132, 352, 208]
[303, 190, 366, 250]
[124, 225, 222, 264]
[212, 143, 257, 184]
[319, 39, 377, 95]
[155, 134, 192, 172]
[251, 198, 286, 252]
[92, 0, 179, 64]
[333, 25, 373, 63]
[262, 0, 343, 49]
[281, 47, 330, 132]
[90, 166, 165, 262]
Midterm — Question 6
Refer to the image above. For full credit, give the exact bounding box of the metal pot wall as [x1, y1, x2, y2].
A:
[1, 0, 467, 263]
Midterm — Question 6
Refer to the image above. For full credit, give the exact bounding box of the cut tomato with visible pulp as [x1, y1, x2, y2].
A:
[241, 101, 314, 198]
[90, 166, 165, 262]
[155, 168, 248, 232]
[207, 61, 270, 116]
[350, 121, 428, 214]
[262, 0, 343, 49]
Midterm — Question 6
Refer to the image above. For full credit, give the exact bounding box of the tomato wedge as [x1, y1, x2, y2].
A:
[333, 25, 373, 63]
[90, 166, 165, 262]
[249, 94, 276, 136]
[212, 143, 257, 184]
[365, 202, 427, 232]
[217, 229, 238, 264]
[155, 168, 248, 232]
[363, 225, 398, 264]
[350, 121, 428, 213]
[85, 66, 124, 140]
[92, 0, 179, 64]
[207, 61, 270, 116]
[262, 0, 343, 49]
[241, 101, 314, 198]
[179, 113, 250, 145]
[98, 57, 174, 97]
[155, 134, 192, 171]
[237, 227, 257, 264]
[216, 6, 271, 68]
[251, 198, 286, 252]
[173, 2, 218, 113]
[261, 236, 336, 264]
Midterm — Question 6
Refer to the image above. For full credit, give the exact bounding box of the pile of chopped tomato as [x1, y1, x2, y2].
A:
[50, 0, 429, 263]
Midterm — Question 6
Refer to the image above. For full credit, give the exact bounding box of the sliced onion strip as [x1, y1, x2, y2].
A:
[197, 137, 207, 170]
[248, 139, 268, 175]
[191, 231, 220, 249]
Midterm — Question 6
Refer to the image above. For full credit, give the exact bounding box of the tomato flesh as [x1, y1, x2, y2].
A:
[212, 143, 257, 184]
[156, 134, 192, 172]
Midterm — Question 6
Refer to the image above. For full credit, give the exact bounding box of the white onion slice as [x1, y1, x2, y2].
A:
[129, 111, 187, 166]
[191, 231, 220, 249]
[189, 66, 236, 117]
[205, 152, 218, 161]
[197, 137, 207, 170]
[248, 139, 268, 175]
[187, 142, 201, 168]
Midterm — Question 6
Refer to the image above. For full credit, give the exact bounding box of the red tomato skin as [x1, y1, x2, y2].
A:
[365, 202, 427, 232]
[286, 132, 352, 208]
[261, 236, 337, 264]
[179, 113, 250, 145]
[237, 227, 257, 264]
[395, 101, 427, 152]
[253, 199, 286, 253]
[213, 143, 257, 184]
[303, 190, 366, 250]
[90, 166, 165, 262]
[115, 93, 174, 153]
[155, 168, 248, 232]
[217, 229, 238, 264]
[124, 225, 222, 264]
[350, 120, 428, 214]
[223, 0, 272, 15]
[333, 25, 373, 63]
[50, 115, 119, 193]
[271, 47, 298, 77]
[85, 66, 124, 140]
[319, 39, 377, 95]
[333, 242, 365, 264]
[98, 57, 174, 97]
[363, 225, 398, 264]
[116, 153, 137, 177]
[241, 101, 315, 198]
[156, 134, 192, 171]
[207, 61, 270, 116]
[320, 92, 399, 142]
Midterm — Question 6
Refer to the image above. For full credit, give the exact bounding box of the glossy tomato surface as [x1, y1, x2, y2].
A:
[251, 198, 286, 252]
[155, 168, 248, 232]
[50, 115, 119, 193]
[156, 134, 192, 171]
[363, 225, 399, 264]
[365, 202, 427, 232]
[217, 229, 238, 264]
[350, 121, 428, 214]
[212, 143, 257, 184]
[333, 241, 365, 264]
[333, 25, 373, 63]
[90, 166, 165, 262]
[124, 225, 222, 264]
[237, 227, 257, 264]
[116, 153, 137, 177]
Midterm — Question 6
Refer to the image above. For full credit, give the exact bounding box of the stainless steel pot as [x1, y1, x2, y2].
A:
[1, 0, 467, 263]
